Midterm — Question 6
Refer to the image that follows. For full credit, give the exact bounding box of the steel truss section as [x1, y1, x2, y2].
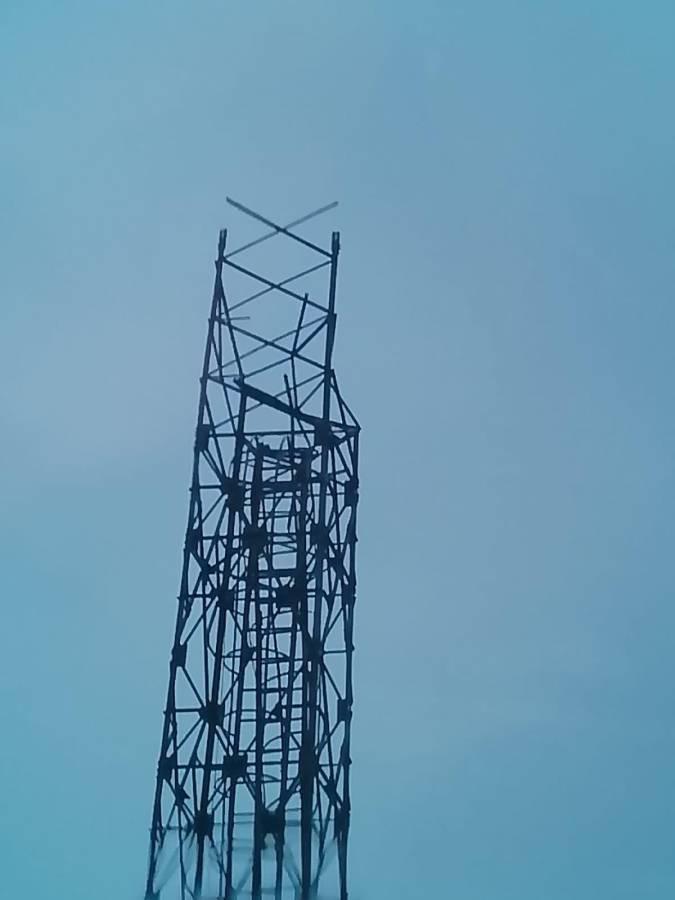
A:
[145, 199, 360, 900]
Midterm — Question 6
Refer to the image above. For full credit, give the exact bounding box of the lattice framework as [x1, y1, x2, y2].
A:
[145, 199, 360, 900]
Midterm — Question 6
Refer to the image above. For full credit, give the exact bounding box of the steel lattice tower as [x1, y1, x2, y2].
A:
[145, 199, 360, 900]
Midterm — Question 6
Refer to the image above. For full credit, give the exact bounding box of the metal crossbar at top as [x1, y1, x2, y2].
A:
[224, 197, 338, 259]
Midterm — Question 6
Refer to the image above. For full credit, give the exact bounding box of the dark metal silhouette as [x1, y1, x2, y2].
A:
[145, 199, 359, 900]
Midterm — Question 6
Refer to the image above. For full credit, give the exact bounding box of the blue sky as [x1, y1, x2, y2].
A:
[2, 2, 675, 897]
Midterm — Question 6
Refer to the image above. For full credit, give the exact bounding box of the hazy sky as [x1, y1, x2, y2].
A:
[2, 2, 675, 898]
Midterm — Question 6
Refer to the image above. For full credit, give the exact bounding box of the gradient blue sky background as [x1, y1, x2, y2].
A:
[2, 2, 675, 898]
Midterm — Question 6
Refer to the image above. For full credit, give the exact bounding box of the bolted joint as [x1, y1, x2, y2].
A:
[337, 698, 352, 723]
[260, 805, 285, 838]
[158, 752, 176, 782]
[314, 421, 338, 448]
[275, 581, 304, 611]
[199, 699, 225, 728]
[193, 809, 213, 839]
[243, 524, 267, 554]
[344, 477, 359, 507]
[171, 642, 187, 669]
[222, 752, 247, 782]
[310, 523, 330, 549]
[212, 583, 235, 612]
[195, 423, 210, 452]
